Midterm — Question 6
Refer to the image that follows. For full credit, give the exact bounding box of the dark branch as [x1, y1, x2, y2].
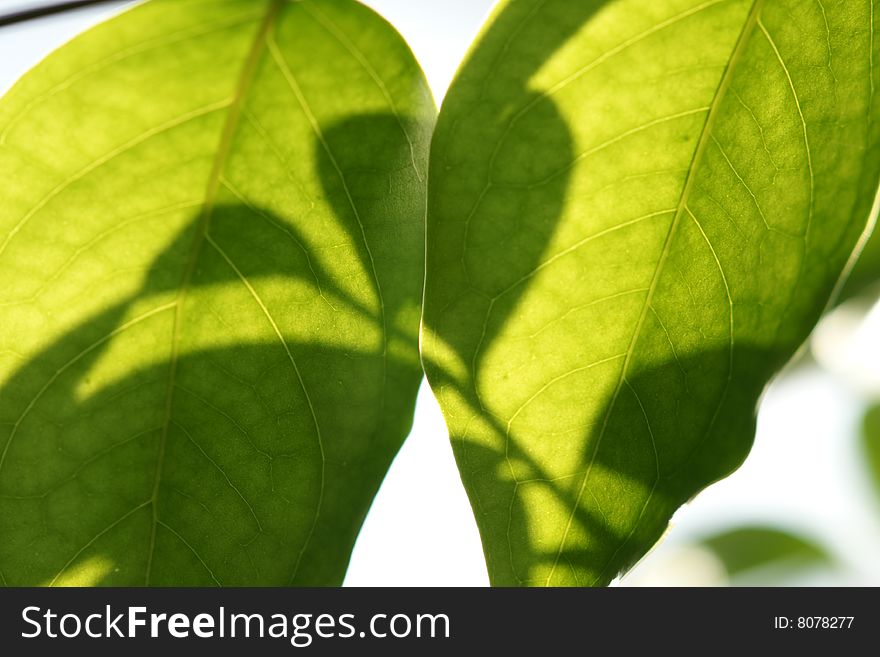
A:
[0, 1, 130, 28]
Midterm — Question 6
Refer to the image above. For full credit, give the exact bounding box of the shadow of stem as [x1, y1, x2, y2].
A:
[0, 111, 428, 586]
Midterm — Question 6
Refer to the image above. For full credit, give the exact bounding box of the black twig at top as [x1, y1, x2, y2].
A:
[0, 0, 130, 29]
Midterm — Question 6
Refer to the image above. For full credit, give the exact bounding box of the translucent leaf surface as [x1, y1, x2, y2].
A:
[0, 0, 434, 586]
[423, 0, 880, 586]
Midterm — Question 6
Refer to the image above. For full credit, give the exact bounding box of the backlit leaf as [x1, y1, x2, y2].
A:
[423, 0, 880, 586]
[0, 0, 434, 586]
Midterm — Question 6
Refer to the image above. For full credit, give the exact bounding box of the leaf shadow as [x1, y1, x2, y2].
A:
[0, 112, 427, 586]
[423, 0, 782, 586]
[428, 344, 777, 586]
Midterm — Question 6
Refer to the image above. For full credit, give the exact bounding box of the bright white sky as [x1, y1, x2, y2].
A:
[1, 0, 878, 587]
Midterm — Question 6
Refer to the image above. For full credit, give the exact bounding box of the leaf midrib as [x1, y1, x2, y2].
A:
[144, 0, 284, 586]
[545, 0, 766, 587]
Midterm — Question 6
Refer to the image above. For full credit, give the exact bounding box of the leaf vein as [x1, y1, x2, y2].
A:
[302, 1, 427, 182]
[495, 209, 677, 299]
[205, 234, 325, 583]
[544, 0, 765, 586]
[0, 302, 178, 478]
[172, 419, 263, 535]
[527, 107, 711, 187]
[156, 520, 222, 586]
[145, 0, 284, 585]
[0, 100, 232, 260]
[758, 18, 814, 241]
[710, 134, 771, 231]
[48, 500, 151, 587]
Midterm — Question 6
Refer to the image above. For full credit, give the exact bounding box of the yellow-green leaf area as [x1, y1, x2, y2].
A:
[423, 0, 880, 586]
[0, 0, 435, 586]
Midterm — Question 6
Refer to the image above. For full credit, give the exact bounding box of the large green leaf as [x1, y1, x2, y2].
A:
[0, 0, 434, 586]
[423, 0, 880, 586]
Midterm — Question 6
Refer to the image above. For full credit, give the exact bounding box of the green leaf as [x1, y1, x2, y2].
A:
[701, 526, 831, 579]
[861, 403, 880, 502]
[835, 190, 880, 303]
[0, 0, 434, 586]
[423, 0, 880, 587]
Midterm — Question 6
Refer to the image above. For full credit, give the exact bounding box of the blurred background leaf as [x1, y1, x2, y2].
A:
[861, 404, 880, 503]
[838, 229, 880, 307]
[701, 526, 831, 581]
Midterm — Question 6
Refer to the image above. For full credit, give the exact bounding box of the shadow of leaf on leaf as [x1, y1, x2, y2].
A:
[422, 0, 795, 587]
[0, 112, 427, 587]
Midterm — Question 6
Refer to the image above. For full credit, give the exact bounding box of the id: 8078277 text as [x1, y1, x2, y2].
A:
[773, 617, 854, 629]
